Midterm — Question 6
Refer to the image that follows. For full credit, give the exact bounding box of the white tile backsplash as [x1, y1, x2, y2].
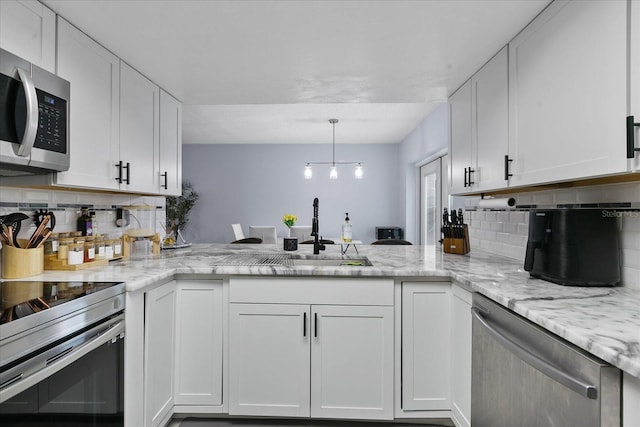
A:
[0, 186, 167, 242]
[466, 181, 640, 289]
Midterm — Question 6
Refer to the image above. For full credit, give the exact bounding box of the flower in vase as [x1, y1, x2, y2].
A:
[282, 214, 297, 228]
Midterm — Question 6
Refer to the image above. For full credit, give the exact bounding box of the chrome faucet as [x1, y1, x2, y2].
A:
[311, 197, 325, 255]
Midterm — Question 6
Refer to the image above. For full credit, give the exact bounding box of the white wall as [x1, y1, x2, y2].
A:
[182, 143, 401, 243]
[398, 103, 450, 243]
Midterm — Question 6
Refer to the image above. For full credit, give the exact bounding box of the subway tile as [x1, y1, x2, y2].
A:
[514, 194, 534, 206]
[509, 234, 528, 246]
[473, 211, 485, 221]
[622, 249, 640, 269]
[622, 215, 640, 232]
[481, 221, 493, 231]
[532, 191, 554, 206]
[497, 211, 510, 223]
[554, 190, 577, 205]
[509, 211, 527, 223]
[490, 222, 504, 232]
[502, 222, 517, 233]
[496, 232, 510, 243]
[576, 187, 605, 204]
[484, 211, 497, 222]
[517, 223, 529, 235]
[484, 231, 497, 241]
[621, 230, 640, 250]
[621, 266, 640, 290]
[22, 190, 50, 203]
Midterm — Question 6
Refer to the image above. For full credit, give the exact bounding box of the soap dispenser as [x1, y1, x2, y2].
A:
[342, 213, 352, 242]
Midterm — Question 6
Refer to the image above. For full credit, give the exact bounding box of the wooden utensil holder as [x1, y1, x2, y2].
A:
[443, 225, 470, 255]
[2, 245, 44, 278]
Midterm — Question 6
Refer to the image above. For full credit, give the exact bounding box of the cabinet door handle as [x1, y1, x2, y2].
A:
[161, 171, 168, 189]
[467, 166, 475, 186]
[314, 312, 318, 338]
[504, 155, 513, 180]
[303, 312, 307, 337]
[464, 167, 468, 187]
[123, 162, 131, 185]
[627, 116, 640, 159]
[115, 161, 123, 183]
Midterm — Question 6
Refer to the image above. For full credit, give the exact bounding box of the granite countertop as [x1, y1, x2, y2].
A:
[22, 243, 640, 379]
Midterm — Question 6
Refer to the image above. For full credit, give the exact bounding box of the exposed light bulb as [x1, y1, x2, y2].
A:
[329, 165, 338, 180]
[304, 164, 312, 179]
[355, 164, 363, 179]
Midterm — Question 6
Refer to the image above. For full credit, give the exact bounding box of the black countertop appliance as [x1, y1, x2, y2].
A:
[524, 208, 621, 286]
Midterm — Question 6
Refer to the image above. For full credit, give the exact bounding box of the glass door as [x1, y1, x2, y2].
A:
[420, 158, 442, 245]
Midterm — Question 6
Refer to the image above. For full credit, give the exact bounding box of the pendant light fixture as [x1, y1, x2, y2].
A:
[304, 119, 364, 180]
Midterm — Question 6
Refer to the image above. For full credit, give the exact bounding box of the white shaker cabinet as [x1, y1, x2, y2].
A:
[450, 284, 472, 427]
[119, 62, 160, 194]
[472, 46, 509, 192]
[508, 0, 628, 186]
[144, 281, 176, 427]
[630, 0, 640, 171]
[449, 80, 473, 195]
[310, 305, 394, 420]
[449, 47, 509, 195]
[159, 90, 183, 196]
[174, 280, 223, 408]
[0, 0, 55, 72]
[401, 282, 451, 411]
[228, 303, 310, 417]
[55, 18, 120, 191]
[228, 277, 394, 421]
[228, 303, 393, 420]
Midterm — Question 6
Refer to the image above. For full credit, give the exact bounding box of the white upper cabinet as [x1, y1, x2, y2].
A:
[159, 90, 182, 196]
[630, 0, 640, 171]
[472, 46, 509, 192]
[449, 47, 508, 195]
[55, 18, 120, 190]
[0, 0, 55, 72]
[449, 81, 473, 195]
[120, 62, 160, 194]
[508, 0, 628, 187]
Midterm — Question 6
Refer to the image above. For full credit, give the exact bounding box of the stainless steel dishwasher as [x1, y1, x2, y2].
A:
[471, 293, 621, 427]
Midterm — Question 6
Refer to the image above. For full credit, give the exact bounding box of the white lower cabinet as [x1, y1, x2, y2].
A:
[174, 280, 223, 408]
[144, 280, 177, 427]
[228, 277, 394, 420]
[624, 373, 640, 427]
[450, 284, 472, 427]
[228, 303, 310, 417]
[311, 305, 394, 420]
[401, 282, 451, 411]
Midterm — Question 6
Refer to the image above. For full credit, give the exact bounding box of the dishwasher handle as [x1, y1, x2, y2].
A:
[471, 307, 598, 399]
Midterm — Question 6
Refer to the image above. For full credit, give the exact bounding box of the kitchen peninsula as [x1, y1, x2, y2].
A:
[18, 243, 640, 427]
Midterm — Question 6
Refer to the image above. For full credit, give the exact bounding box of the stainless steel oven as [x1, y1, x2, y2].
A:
[0, 48, 70, 176]
[0, 281, 125, 426]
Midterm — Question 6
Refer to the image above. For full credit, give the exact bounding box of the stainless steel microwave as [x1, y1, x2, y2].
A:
[0, 48, 70, 176]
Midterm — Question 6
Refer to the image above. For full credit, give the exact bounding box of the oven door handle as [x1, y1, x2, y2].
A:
[471, 307, 598, 399]
[0, 317, 124, 403]
[14, 67, 39, 158]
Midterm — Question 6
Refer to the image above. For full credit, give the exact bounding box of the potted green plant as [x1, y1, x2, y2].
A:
[165, 181, 199, 246]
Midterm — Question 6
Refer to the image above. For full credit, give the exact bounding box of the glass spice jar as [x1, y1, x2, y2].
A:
[57, 237, 75, 260]
[44, 232, 59, 256]
[67, 243, 84, 265]
[94, 236, 105, 260]
[112, 238, 123, 257]
[104, 239, 114, 260]
[84, 241, 96, 263]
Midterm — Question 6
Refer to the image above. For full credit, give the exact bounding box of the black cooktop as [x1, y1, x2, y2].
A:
[0, 281, 123, 325]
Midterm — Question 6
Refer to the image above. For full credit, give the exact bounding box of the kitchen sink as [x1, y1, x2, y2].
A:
[286, 256, 373, 267]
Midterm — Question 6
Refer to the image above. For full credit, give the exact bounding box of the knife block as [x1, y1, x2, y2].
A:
[443, 225, 470, 255]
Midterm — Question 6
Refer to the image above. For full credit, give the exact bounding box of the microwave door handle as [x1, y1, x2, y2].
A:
[15, 67, 39, 157]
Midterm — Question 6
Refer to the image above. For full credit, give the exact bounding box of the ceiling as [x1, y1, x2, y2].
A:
[43, 0, 550, 145]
